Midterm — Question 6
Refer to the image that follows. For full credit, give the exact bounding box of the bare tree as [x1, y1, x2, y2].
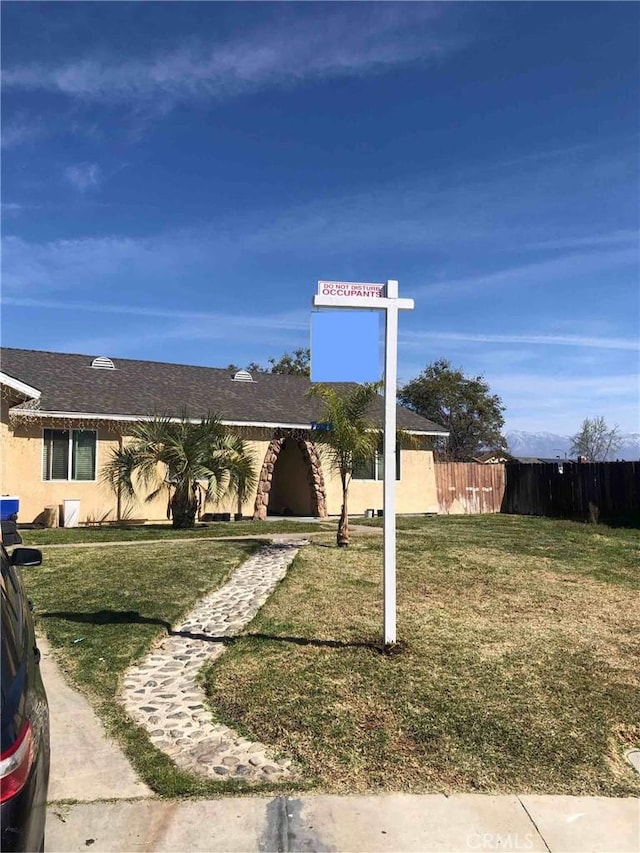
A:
[570, 416, 623, 462]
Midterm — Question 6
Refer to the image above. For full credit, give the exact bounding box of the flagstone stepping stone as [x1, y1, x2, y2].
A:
[119, 540, 307, 782]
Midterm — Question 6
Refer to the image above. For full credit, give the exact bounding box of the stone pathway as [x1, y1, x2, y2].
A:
[119, 540, 306, 783]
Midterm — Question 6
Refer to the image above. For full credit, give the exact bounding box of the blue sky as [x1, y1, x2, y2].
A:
[2, 2, 638, 434]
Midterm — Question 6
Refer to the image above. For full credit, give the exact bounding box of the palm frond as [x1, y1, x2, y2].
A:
[100, 412, 257, 526]
[101, 444, 139, 497]
[307, 382, 381, 480]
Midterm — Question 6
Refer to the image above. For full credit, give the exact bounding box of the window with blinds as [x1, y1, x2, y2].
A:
[353, 455, 376, 480]
[72, 431, 96, 480]
[43, 429, 96, 481]
[352, 444, 401, 481]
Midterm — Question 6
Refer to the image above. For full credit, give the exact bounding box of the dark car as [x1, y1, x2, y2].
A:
[1, 527, 50, 852]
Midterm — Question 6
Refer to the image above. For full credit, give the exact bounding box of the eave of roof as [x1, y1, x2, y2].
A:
[8, 407, 448, 436]
[0, 371, 41, 400]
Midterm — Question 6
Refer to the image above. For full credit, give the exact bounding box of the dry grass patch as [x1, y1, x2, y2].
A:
[404, 546, 639, 675]
[203, 516, 640, 795]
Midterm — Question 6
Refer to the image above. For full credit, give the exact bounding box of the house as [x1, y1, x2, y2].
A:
[0, 348, 448, 525]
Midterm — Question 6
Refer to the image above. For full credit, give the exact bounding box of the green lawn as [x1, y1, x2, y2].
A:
[22, 515, 640, 797]
[21, 519, 330, 546]
[22, 538, 287, 796]
[203, 515, 640, 795]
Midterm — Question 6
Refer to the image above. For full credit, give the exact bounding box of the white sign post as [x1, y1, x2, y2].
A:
[313, 279, 414, 644]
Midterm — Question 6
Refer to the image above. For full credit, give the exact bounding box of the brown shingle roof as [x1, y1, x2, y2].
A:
[0, 348, 447, 434]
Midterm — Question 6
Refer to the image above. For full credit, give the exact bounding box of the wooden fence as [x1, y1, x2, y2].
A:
[435, 462, 505, 515]
[501, 461, 640, 525]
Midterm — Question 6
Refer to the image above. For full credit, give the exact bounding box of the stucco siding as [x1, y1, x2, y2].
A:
[1, 414, 274, 524]
[322, 447, 439, 516]
[1, 405, 438, 523]
[2, 414, 122, 524]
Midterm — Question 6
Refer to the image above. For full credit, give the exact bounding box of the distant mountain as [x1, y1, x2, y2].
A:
[505, 430, 640, 461]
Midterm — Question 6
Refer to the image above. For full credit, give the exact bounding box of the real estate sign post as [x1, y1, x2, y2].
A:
[312, 280, 414, 645]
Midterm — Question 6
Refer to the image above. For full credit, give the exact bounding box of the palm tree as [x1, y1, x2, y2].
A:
[307, 383, 381, 547]
[103, 415, 256, 528]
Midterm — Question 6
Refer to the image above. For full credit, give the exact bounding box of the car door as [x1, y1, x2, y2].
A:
[1, 546, 50, 852]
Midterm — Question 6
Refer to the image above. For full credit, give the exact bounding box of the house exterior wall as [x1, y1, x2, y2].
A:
[0, 398, 13, 496]
[1, 413, 274, 524]
[1, 406, 124, 524]
[1, 404, 439, 523]
[321, 445, 439, 515]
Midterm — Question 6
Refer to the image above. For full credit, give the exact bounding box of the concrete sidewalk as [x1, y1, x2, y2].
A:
[47, 793, 639, 852]
[40, 616, 639, 853]
[39, 635, 152, 802]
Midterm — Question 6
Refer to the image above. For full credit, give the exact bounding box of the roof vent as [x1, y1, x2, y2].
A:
[232, 369, 254, 382]
[90, 356, 116, 370]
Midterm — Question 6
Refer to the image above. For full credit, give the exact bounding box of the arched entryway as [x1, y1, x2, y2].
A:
[253, 435, 326, 520]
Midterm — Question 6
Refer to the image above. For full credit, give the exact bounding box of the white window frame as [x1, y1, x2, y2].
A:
[41, 428, 98, 482]
[352, 445, 402, 482]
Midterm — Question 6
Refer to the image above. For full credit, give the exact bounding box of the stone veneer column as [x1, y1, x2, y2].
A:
[253, 437, 284, 520]
[253, 434, 327, 520]
[301, 438, 327, 518]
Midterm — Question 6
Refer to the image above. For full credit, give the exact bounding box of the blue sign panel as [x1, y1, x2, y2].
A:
[311, 310, 382, 383]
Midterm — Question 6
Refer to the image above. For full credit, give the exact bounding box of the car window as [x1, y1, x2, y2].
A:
[1, 547, 25, 650]
[1, 588, 22, 682]
[1, 586, 25, 732]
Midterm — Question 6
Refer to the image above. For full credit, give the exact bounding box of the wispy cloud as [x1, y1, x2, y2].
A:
[490, 373, 640, 433]
[1, 115, 46, 148]
[493, 373, 638, 396]
[416, 247, 638, 301]
[1, 202, 30, 217]
[3, 215, 636, 306]
[58, 315, 306, 358]
[1, 294, 307, 331]
[36, 314, 308, 363]
[2, 293, 309, 363]
[3, 131, 637, 300]
[401, 330, 640, 351]
[492, 140, 614, 170]
[190, 145, 638, 262]
[2, 6, 463, 108]
[522, 230, 639, 252]
[1, 233, 203, 294]
[64, 162, 102, 193]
